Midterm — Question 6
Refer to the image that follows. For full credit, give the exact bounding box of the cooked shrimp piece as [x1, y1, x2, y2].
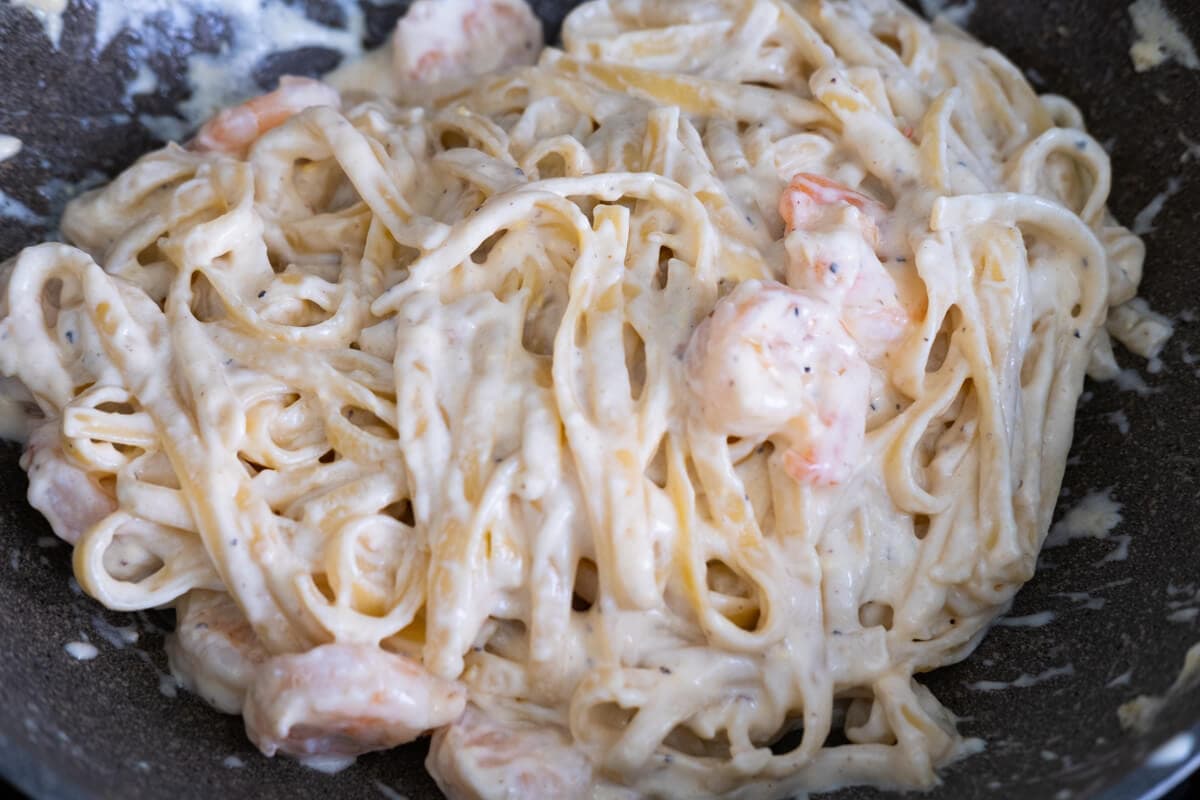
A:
[780, 173, 910, 356]
[780, 173, 886, 229]
[427, 705, 595, 800]
[685, 280, 870, 486]
[165, 590, 268, 714]
[392, 0, 543, 101]
[22, 419, 115, 545]
[243, 643, 466, 760]
[191, 77, 341, 156]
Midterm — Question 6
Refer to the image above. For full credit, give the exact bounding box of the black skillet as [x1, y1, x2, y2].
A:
[0, 1, 1198, 798]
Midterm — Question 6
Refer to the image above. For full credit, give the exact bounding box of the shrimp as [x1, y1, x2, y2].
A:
[22, 419, 116, 545]
[779, 173, 910, 357]
[391, 0, 543, 101]
[780, 173, 886, 230]
[426, 705, 596, 800]
[684, 280, 870, 486]
[165, 590, 268, 715]
[243, 643, 466, 760]
[191, 76, 341, 157]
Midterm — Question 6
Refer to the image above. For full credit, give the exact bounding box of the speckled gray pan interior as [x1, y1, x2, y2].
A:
[0, 1, 1198, 798]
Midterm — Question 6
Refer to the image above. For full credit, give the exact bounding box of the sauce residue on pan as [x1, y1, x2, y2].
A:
[5, 0, 392, 134]
[64, 640, 99, 661]
[1128, 0, 1199, 72]
[8, 0, 67, 47]
[0, 135, 21, 163]
[1119, 642, 1200, 733]
[1043, 489, 1124, 549]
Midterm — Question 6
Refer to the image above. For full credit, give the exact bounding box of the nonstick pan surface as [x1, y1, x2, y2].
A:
[0, 1, 1198, 798]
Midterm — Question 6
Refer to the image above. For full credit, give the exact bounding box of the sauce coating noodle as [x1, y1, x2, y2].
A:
[0, 0, 1150, 796]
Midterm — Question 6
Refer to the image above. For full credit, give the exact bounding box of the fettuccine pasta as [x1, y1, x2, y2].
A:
[0, 0, 1148, 796]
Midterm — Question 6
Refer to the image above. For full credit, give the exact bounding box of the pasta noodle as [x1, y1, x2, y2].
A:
[0, 0, 1150, 796]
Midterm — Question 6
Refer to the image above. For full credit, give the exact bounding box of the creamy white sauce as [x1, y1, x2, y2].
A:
[222, 755, 246, 769]
[299, 754, 356, 775]
[1108, 297, 1174, 359]
[374, 781, 411, 800]
[1097, 534, 1131, 563]
[9, 0, 67, 47]
[10, 0, 392, 139]
[92, 615, 139, 648]
[0, 190, 45, 226]
[64, 641, 99, 661]
[918, 0, 976, 27]
[1148, 731, 1196, 767]
[0, 0, 1163, 795]
[37, 171, 108, 226]
[123, 63, 159, 106]
[0, 135, 22, 163]
[136, 115, 192, 144]
[1129, 0, 1199, 72]
[1132, 175, 1183, 235]
[966, 664, 1075, 692]
[1180, 132, 1200, 163]
[996, 611, 1056, 628]
[173, 2, 369, 136]
[1114, 367, 1157, 396]
[1107, 410, 1130, 435]
[0, 168, 110, 234]
[1107, 670, 1133, 688]
[1119, 643, 1200, 733]
[158, 672, 179, 698]
[1044, 489, 1123, 548]
[1051, 589, 1112, 611]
